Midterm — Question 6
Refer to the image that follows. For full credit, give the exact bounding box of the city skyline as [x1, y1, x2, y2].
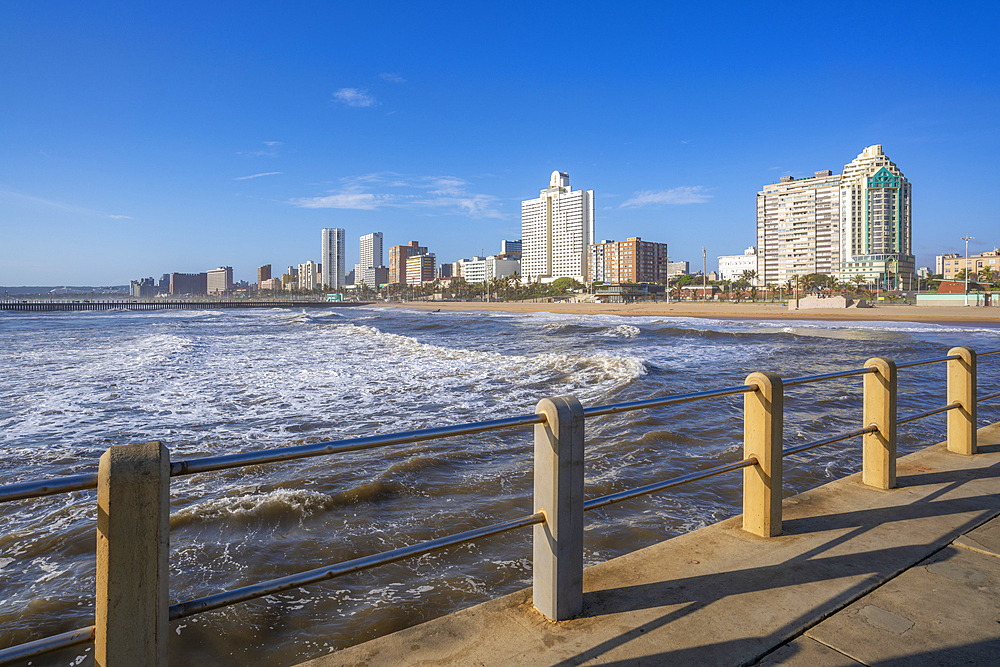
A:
[2, 4, 997, 285]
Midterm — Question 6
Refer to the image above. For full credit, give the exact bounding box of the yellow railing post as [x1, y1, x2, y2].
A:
[863, 357, 897, 489]
[532, 396, 585, 621]
[947, 346, 977, 455]
[96, 442, 170, 667]
[743, 372, 783, 537]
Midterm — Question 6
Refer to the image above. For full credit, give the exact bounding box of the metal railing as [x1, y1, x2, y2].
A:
[1, 346, 997, 665]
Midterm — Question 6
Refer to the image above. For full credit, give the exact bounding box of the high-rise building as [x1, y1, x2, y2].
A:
[321, 228, 346, 289]
[169, 272, 207, 296]
[500, 239, 522, 260]
[405, 253, 437, 285]
[521, 171, 595, 282]
[298, 261, 321, 291]
[207, 267, 233, 294]
[837, 145, 914, 288]
[588, 237, 670, 285]
[359, 232, 385, 287]
[756, 170, 841, 287]
[389, 241, 428, 284]
[257, 264, 272, 287]
[130, 277, 156, 298]
[756, 145, 914, 289]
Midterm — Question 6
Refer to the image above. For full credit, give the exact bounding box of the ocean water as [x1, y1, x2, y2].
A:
[1, 307, 998, 666]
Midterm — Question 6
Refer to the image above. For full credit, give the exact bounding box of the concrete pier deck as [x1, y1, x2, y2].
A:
[299, 423, 1000, 666]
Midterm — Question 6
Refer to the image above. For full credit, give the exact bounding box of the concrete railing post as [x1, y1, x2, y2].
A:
[947, 346, 977, 455]
[96, 442, 170, 667]
[863, 357, 897, 489]
[533, 395, 585, 621]
[743, 371, 783, 537]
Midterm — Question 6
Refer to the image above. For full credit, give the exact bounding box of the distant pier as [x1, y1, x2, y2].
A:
[0, 299, 371, 313]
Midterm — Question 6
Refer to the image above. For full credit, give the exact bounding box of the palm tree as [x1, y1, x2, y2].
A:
[741, 270, 757, 302]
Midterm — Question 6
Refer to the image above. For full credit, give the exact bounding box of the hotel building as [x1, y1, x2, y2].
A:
[756, 145, 913, 289]
[321, 228, 346, 289]
[521, 171, 594, 283]
[206, 267, 233, 294]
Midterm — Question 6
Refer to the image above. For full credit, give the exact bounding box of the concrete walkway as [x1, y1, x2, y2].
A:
[299, 424, 1000, 667]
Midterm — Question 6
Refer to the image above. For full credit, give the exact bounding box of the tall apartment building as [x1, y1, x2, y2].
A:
[405, 253, 436, 285]
[588, 237, 669, 284]
[756, 170, 841, 286]
[521, 171, 594, 282]
[206, 267, 233, 294]
[756, 145, 913, 288]
[359, 232, 385, 287]
[389, 241, 427, 284]
[298, 260, 321, 291]
[321, 228, 346, 289]
[257, 265, 271, 287]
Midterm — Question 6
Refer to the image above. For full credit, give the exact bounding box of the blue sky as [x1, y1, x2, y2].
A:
[1, 1, 997, 285]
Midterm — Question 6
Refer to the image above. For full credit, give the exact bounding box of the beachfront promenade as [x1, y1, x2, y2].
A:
[301, 424, 1000, 667]
[2, 345, 998, 666]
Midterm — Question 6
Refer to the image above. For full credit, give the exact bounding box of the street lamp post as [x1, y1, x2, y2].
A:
[702, 246, 707, 304]
[962, 235, 974, 306]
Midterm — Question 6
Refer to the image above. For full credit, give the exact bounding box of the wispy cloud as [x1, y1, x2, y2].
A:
[238, 141, 281, 158]
[291, 173, 502, 218]
[332, 88, 378, 108]
[379, 72, 405, 84]
[293, 193, 386, 210]
[621, 186, 712, 208]
[234, 171, 282, 181]
[0, 188, 131, 220]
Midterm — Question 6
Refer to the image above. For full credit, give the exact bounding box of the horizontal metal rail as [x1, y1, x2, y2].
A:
[980, 349, 1000, 357]
[782, 425, 878, 458]
[0, 472, 99, 504]
[582, 384, 756, 418]
[169, 511, 545, 620]
[783, 367, 873, 387]
[896, 354, 961, 369]
[898, 402, 961, 426]
[0, 413, 546, 504]
[584, 456, 758, 511]
[979, 391, 1000, 404]
[169, 413, 545, 477]
[0, 625, 95, 667]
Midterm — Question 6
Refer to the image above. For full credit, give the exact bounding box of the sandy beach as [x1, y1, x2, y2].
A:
[379, 300, 1000, 326]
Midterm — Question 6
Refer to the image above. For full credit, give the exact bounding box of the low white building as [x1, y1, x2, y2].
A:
[458, 256, 521, 284]
[718, 247, 759, 285]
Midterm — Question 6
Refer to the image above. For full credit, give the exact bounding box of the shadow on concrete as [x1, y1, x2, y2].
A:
[547, 459, 1000, 667]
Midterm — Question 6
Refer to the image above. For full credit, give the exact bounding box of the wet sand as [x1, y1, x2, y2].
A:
[379, 300, 1000, 325]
